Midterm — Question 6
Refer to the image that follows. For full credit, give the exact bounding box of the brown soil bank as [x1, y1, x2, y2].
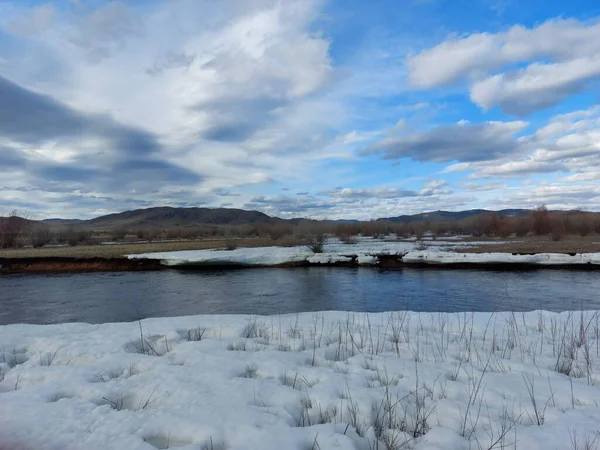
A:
[1, 254, 599, 274]
[0, 257, 164, 274]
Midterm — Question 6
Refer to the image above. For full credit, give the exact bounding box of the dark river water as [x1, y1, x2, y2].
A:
[1, 267, 599, 325]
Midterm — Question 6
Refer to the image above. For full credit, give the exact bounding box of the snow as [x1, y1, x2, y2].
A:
[403, 251, 600, 265]
[2, 310, 600, 449]
[128, 238, 600, 267]
[130, 245, 312, 267]
[127, 237, 509, 267]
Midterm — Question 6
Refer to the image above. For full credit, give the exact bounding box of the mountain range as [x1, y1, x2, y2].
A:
[0, 207, 537, 230]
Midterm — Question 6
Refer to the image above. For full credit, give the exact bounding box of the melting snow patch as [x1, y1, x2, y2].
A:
[127, 238, 512, 267]
[403, 251, 600, 265]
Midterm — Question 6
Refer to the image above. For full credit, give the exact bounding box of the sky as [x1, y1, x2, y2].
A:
[1, 0, 600, 220]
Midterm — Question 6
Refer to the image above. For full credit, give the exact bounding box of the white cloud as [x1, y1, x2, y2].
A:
[407, 18, 600, 113]
[4, 3, 56, 37]
[68, 1, 144, 62]
[492, 184, 600, 210]
[0, 0, 351, 218]
[442, 107, 600, 179]
[2, 3, 600, 219]
[560, 171, 600, 183]
[470, 56, 600, 115]
[245, 181, 459, 220]
[365, 120, 528, 162]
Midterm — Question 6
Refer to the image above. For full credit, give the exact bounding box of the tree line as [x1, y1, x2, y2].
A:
[1, 206, 600, 249]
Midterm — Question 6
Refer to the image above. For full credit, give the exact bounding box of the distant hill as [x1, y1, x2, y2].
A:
[42, 218, 82, 223]
[82, 206, 282, 229]
[380, 209, 531, 223]
[2, 207, 537, 231]
[0, 216, 37, 228]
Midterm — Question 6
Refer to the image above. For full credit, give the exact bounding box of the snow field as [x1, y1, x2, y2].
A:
[403, 251, 600, 266]
[2, 311, 600, 449]
[127, 237, 519, 267]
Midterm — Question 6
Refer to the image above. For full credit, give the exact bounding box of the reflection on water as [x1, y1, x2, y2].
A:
[1, 267, 599, 325]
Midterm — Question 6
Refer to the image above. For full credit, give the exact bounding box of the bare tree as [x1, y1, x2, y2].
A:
[532, 205, 551, 236]
[110, 227, 129, 241]
[305, 233, 326, 253]
[31, 224, 52, 248]
[0, 210, 28, 249]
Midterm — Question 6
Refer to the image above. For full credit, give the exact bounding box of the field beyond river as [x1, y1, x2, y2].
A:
[1, 235, 600, 274]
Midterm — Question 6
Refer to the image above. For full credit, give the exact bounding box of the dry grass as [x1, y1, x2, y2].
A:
[0, 238, 279, 259]
[457, 235, 600, 254]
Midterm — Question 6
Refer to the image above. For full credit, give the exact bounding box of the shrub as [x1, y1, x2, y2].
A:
[277, 235, 304, 247]
[305, 233, 326, 253]
[550, 219, 567, 241]
[360, 221, 390, 238]
[268, 223, 294, 240]
[497, 217, 516, 237]
[65, 229, 90, 247]
[0, 211, 27, 249]
[474, 213, 497, 236]
[111, 227, 128, 241]
[31, 224, 52, 248]
[225, 239, 238, 251]
[532, 204, 551, 236]
[515, 217, 532, 237]
[412, 222, 426, 239]
[340, 234, 358, 245]
[391, 222, 411, 238]
[430, 220, 450, 237]
[140, 228, 160, 242]
[569, 213, 592, 237]
[334, 223, 360, 239]
[164, 228, 182, 239]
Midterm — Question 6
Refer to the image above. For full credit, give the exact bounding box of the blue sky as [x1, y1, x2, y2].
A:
[1, 0, 599, 219]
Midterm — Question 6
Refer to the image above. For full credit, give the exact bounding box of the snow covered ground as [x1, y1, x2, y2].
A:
[127, 237, 508, 267]
[2, 311, 600, 449]
[127, 237, 600, 267]
[403, 251, 600, 266]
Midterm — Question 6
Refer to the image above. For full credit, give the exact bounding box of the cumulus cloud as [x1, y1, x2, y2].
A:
[440, 107, 600, 179]
[146, 52, 195, 76]
[321, 183, 451, 200]
[2, 1, 600, 218]
[0, 71, 204, 216]
[493, 184, 600, 210]
[0, 73, 201, 194]
[4, 3, 56, 37]
[245, 195, 336, 216]
[243, 181, 458, 219]
[68, 1, 144, 62]
[407, 18, 600, 114]
[470, 57, 600, 115]
[0, 74, 159, 155]
[0, 0, 347, 217]
[320, 188, 420, 199]
[365, 121, 528, 162]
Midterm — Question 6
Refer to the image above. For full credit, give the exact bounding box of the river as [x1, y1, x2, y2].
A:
[1, 267, 599, 325]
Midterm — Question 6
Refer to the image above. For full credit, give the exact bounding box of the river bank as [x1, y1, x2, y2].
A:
[2, 251, 600, 273]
